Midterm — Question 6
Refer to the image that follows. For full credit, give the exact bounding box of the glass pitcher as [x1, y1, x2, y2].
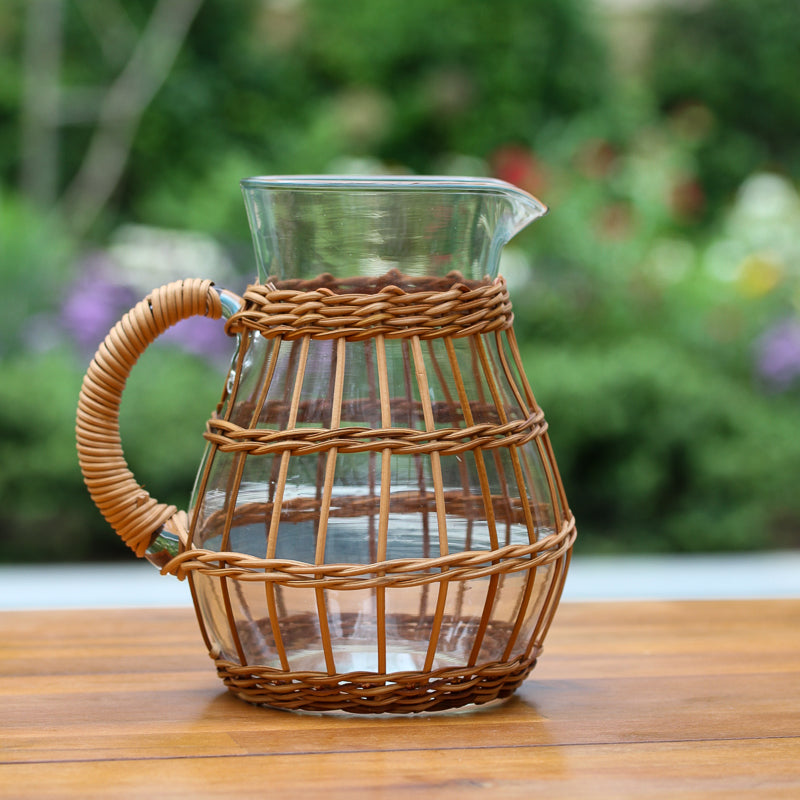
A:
[76, 176, 576, 714]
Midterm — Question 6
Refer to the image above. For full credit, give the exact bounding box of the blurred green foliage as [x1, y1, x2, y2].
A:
[528, 337, 800, 553]
[1, 0, 799, 561]
[649, 0, 800, 211]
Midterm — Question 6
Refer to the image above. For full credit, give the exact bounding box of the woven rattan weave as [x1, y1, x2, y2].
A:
[77, 273, 575, 714]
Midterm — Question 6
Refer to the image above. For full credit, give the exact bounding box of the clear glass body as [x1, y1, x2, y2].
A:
[240, 175, 545, 283]
[187, 176, 561, 677]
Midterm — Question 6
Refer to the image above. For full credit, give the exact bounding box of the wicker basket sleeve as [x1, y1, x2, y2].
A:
[75, 279, 233, 557]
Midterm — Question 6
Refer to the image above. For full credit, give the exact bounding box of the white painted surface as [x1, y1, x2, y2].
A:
[1, 551, 797, 610]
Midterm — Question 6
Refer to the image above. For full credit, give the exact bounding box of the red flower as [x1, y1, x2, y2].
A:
[594, 202, 634, 241]
[671, 177, 705, 221]
[575, 138, 618, 179]
[490, 145, 547, 195]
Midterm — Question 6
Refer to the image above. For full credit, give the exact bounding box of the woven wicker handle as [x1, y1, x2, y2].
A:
[75, 279, 242, 561]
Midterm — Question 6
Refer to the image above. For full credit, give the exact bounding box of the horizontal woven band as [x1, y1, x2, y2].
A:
[226, 273, 513, 341]
[214, 653, 538, 713]
[203, 409, 547, 457]
[161, 512, 575, 590]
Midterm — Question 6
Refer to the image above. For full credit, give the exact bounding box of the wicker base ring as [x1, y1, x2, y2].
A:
[214, 652, 539, 714]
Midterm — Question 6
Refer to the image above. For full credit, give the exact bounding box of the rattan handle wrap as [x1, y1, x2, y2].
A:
[76, 279, 228, 557]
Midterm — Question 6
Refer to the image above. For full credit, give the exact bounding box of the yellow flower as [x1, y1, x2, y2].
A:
[737, 253, 783, 297]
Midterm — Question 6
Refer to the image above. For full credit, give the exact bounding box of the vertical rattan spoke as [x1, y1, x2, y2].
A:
[253, 337, 285, 430]
[262, 334, 311, 671]
[493, 329, 530, 418]
[474, 335, 537, 538]
[504, 326, 571, 516]
[427, 338, 473, 626]
[266, 338, 302, 503]
[541, 434, 570, 526]
[469, 336, 513, 544]
[500, 566, 538, 662]
[474, 333, 540, 660]
[499, 326, 575, 659]
[504, 326, 540, 413]
[410, 335, 449, 671]
[314, 337, 346, 674]
[500, 326, 568, 530]
[534, 437, 564, 531]
[364, 339, 379, 565]
[525, 547, 573, 660]
[265, 335, 310, 553]
[187, 329, 253, 660]
[374, 334, 392, 673]
[494, 328, 563, 538]
[219, 335, 285, 665]
[444, 337, 502, 666]
[316, 340, 338, 504]
[189, 329, 252, 547]
[402, 338, 430, 620]
[218, 424, 253, 667]
[444, 338, 499, 548]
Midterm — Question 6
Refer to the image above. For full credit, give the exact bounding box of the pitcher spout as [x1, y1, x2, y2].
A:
[493, 178, 548, 239]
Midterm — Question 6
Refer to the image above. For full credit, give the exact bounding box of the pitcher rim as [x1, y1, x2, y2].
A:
[240, 174, 547, 213]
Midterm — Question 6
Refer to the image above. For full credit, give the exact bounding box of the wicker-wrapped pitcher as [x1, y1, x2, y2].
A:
[76, 176, 576, 714]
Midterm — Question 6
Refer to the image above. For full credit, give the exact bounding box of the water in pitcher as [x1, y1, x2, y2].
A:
[192, 515, 556, 673]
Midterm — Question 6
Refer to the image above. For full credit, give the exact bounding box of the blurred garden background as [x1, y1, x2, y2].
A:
[1, 0, 800, 563]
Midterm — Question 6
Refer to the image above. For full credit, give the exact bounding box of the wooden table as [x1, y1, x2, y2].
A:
[2, 599, 798, 798]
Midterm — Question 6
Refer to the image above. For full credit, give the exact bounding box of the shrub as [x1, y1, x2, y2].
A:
[649, 0, 800, 208]
[526, 336, 800, 552]
[0, 344, 225, 563]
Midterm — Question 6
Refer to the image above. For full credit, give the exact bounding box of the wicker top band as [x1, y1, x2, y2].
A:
[226, 273, 513, 341]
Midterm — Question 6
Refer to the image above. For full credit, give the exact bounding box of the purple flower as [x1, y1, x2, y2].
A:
[62, 252, 233, 364]
[61, 254, 137, 354]
[159, 315, 233, 364]
[756, 319, 800, 390]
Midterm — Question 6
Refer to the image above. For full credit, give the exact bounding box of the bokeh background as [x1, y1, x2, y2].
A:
[2, 0, 799, 563]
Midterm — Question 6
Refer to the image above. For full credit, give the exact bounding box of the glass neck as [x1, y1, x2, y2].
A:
[241, 176, 545, 285]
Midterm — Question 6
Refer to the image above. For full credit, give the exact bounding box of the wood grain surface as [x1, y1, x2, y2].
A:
[2, 599, 798, 798]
